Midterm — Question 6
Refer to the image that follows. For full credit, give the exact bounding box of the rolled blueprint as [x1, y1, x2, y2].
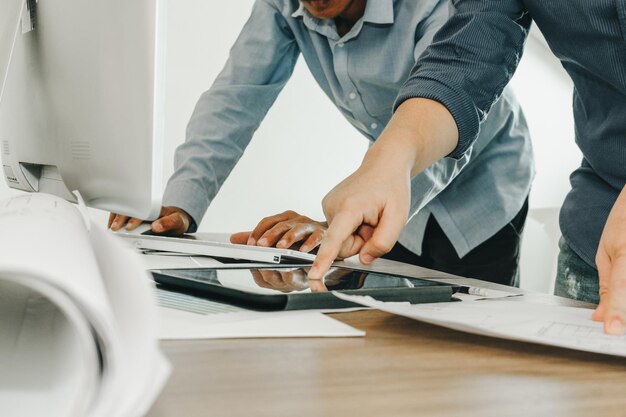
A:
[0, 193, 170, 417]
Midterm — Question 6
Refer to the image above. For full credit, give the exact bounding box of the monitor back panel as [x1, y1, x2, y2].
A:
[0, 0, 166, 219]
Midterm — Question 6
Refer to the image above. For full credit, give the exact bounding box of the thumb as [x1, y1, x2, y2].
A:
[592, 247, 610, 322]
[602, 254, 626, 335]
[152, 212, 188, 236]
[359, 205, 406, 264]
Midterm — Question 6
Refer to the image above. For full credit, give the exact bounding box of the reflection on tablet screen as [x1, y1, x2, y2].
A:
[156, 267, 438, 295]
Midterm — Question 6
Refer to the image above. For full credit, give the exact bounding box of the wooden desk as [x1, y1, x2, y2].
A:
[146, 261, 626, 417]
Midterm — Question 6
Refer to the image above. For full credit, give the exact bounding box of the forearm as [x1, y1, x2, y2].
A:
[396, 0, 530, 158]
[362, 98, 458, 178]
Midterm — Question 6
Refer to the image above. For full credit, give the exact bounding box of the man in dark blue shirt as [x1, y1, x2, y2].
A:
[309, 0, 626, 336]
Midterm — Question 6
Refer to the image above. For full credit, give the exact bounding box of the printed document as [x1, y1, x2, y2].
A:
[334, 293, 626, 358]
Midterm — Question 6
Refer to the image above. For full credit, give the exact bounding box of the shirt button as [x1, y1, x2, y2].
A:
[370, 123, 378, 130]
[349, 92, 357, 100]
[337, 42, 344, 48]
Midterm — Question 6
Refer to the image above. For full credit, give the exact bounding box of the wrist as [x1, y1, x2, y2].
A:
[362, 129, 416, 176]
[367, 98, 458, 177]
[177, 208, 193, 232]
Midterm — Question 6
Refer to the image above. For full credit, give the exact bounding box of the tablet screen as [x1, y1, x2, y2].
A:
[151, 267, 447, 296]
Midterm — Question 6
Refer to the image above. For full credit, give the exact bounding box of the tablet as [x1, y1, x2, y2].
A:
[151, 266, 460, 311]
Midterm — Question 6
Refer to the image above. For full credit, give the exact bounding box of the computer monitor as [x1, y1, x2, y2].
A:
[0, 0, 166, 220]
[0, 1, 26, 100]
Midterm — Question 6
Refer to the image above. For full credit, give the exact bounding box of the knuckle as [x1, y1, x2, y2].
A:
[270, 223, 290, 236]
[369, 238, 393, 254]
[282, 229, 299, 241]
[336, 198, 358, 212]
[163, 217, 176, 229]
[312, 229, 325, 240]
[293, 223, 311, 235]
[256, 219, 272, 230]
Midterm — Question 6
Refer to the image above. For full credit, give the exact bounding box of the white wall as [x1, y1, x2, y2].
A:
[509, 29, 581, 293]
[163, 0, 367, 234]
[510, 30, 579, 209]
[0, 4, 582, 293]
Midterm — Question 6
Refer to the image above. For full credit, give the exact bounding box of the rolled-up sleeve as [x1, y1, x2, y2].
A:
[394, 0, 532, 159]
[162, 0, 300, 231]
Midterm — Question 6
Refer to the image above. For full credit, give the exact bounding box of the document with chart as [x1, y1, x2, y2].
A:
[334, 293, 626, 358]
[0, 194, 170, 417]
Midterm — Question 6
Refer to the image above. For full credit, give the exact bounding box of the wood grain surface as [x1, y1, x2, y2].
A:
[147, 306, 626, 417]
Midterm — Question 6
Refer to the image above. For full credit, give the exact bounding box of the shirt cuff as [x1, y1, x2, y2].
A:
[161, 180, 210, 233]
[393, 77, 480, 159]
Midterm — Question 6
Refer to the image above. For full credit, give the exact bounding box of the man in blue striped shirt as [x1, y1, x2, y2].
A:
[111, 0, 534, 286]
[313, 0, 626, 335]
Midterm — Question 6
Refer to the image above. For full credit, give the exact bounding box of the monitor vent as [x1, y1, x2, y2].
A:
[70, 141, 91, 160]
[2, 141, 9, 156]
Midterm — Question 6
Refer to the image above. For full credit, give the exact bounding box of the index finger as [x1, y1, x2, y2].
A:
[308, 211, 362, 279]
[249, 211, 297, 244]
[230, 231, 252, 245]
[109, 214, 130, 231]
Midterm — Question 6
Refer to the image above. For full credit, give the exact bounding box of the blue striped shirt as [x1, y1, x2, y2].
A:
[397, 0, 626, 267]
[163, 0, 534, 257]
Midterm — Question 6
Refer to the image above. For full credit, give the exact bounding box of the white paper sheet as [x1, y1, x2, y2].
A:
[333, 293, 626, 358]
[140, 252, 224, 270]
[0, 194, 170, 417]
[158, 307, 365, 340]
[155, 287, 364, 339]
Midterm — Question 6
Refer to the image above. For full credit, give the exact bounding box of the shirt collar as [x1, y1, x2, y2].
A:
[362, 0, 395, 25]
[291, 3, 306, 18]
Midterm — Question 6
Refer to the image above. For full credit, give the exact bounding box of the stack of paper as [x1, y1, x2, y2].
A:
[0, 194, 169, 417]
